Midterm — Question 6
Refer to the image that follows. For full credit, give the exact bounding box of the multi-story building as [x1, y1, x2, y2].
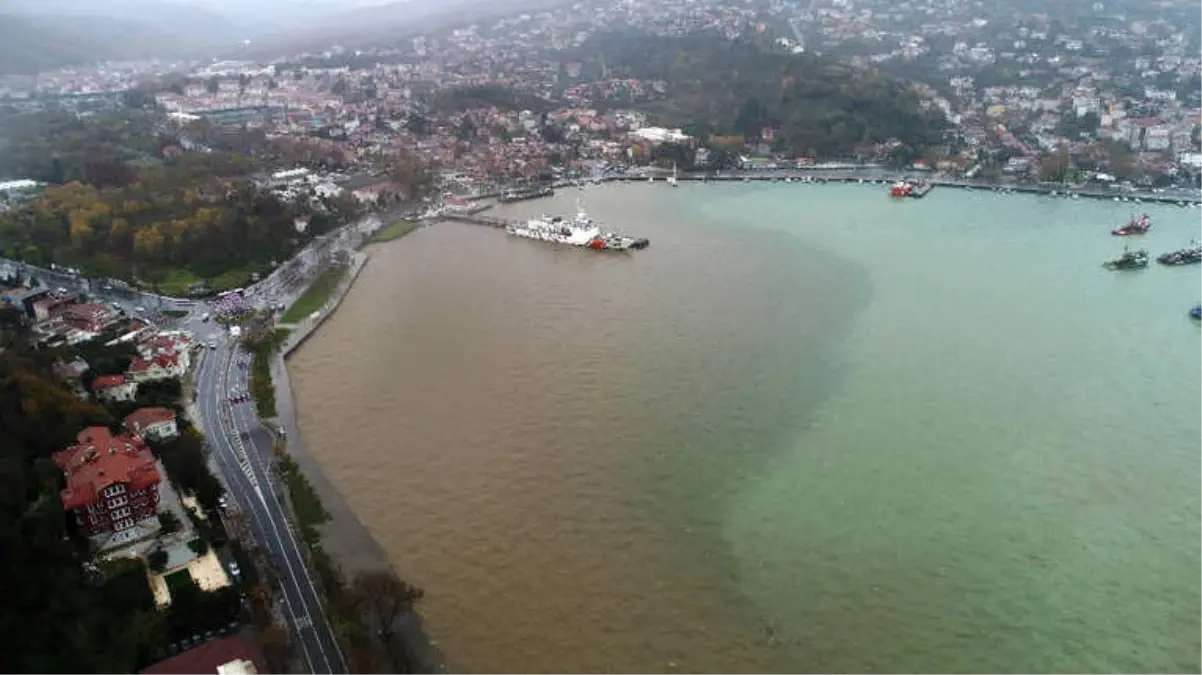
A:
[52, 427, 161, 535]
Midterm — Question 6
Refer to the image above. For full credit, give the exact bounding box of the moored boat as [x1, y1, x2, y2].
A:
[1191, 305, 1202, 320]
[504, 203, 649, 251]
[1157, 241, 1202, 266]
[1111, 213, 1151, 236]
[889, 179, 932, 198]
[1103, 246, 1149, 270]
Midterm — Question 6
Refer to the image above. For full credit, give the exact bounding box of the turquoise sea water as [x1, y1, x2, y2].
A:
[686, 183, 1201, 673]
[289, 182, 1200, 673]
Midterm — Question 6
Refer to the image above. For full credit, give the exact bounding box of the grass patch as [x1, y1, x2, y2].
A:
[155, 268, 203, 296]
[280, 265, 347, 324]
[245, 328, 290, 419]
[209, 266, 257, 293]
[370, 220, 421, 243]
[274, 449, 329, 549]
[152, 265, 258, 297]
[164, 569, 196, 596]
[161, 309, 188, 318]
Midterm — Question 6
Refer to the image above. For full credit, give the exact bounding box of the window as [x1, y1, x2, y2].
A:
[111, 507, 132, 520]
[108, 496, 128, 509]
[103, 484, 126, 498]
[113, 518, 135, 531]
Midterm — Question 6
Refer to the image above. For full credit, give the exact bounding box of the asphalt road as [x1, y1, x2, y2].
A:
[195, 332, 347, 674]
[4, 220, 377, 674]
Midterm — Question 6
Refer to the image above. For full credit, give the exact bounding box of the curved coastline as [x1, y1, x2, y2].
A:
[272, 244, 447, 673]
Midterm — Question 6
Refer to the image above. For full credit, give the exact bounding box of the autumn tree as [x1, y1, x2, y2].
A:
[1038, 146, 1070, 182]
[350, 570, 425, 673]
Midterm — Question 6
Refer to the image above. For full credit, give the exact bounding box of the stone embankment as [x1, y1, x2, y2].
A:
[268, 250, 447, 673]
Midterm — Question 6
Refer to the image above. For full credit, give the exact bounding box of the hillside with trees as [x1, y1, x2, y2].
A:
[575, 32, 948, 158]
[0, 109, 355, 295]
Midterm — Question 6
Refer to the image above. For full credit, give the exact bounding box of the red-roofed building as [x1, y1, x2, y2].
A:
[31, 294, 77, 322]
[58, 302, 117, 333]
[351, 181, 394, 203]
[123, 407, 179, 441]
[140, 635, 266, 675]
[52, 427, 161, 535]
[127, 351, 184, 383]
[93, 374, 138, 402]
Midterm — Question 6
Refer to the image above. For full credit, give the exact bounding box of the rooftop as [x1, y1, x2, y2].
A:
[92, 374, 129, 390]
[52, 427, 160, 511]
[140, 635, 266, 675]
[123, 407, 177, 434]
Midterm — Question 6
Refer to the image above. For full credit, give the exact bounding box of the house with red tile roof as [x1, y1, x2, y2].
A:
[123, 407, 179, 442]
[127, 351, 184, 383]
[52, 427, 161, 536]
[58, 302, 117, 334]
[140, 635, 266, 675]
[93, 374, 138, 402]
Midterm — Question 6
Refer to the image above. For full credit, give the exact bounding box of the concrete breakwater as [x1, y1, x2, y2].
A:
[463, 172, 1201, 206]
[613, 172, 1202, 205]
[271, 250, 447, 673]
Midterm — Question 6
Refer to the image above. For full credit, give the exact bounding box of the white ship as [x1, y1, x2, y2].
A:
[505, 203, 649, 251]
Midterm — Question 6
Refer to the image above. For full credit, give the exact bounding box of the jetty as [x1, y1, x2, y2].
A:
[499, 184, 555, 203]
[440, 212, 515, 228]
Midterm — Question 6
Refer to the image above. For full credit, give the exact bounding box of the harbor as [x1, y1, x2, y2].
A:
[498, 171, 1202, 206]
[287, 182, 1202, 674]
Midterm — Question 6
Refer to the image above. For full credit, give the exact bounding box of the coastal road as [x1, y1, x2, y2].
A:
[195, 337, 348, 674]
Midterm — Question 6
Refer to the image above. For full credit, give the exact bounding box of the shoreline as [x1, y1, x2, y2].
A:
[466, 169, 1201, 206]
[270, 248, 447, 673]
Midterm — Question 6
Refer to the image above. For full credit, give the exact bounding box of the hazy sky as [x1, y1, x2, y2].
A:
[12, 0, 400, 22]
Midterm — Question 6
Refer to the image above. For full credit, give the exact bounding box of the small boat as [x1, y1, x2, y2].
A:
[1112, 213, 1151, 236]
[1103, 246, 1149, 270]
[889, 179, 932, 198]
[1157, 241, 1202, 266]
[1191, 305, 1202, 320]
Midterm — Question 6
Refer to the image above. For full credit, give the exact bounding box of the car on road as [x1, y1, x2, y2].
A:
[217, 494, 229, 510]
[228, 560, 241, 579]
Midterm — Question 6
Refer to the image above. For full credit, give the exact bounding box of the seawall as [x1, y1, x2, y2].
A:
[270, 250, 447, 673]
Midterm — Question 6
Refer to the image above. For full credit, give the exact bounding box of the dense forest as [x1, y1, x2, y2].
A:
[0, 109, 349, 294]
[576, 32, 948, 157]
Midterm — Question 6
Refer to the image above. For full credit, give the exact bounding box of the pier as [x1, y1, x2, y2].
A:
[610, 172, 1200, 205]
[439, 212, 518, 228]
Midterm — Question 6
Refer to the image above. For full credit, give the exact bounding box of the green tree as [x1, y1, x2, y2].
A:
[147, 548, 169, 573]
[158, 510, 182, 534]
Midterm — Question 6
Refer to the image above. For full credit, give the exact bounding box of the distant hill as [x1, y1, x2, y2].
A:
[0, 2, 242, 74]
[575, 32, 948, 158]
[236, 0, 574, 58]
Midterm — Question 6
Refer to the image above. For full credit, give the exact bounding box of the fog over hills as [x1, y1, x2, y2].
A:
[0, 0, 568, 72]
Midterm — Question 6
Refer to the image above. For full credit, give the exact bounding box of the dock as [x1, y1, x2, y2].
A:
[910, 182, 934, 198]
[439, 212, 518, 228]
[499, 184, 555, 203]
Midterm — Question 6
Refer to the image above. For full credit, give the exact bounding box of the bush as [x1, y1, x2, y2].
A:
[147, 548, 168, 573]
[157, 511, 181, 534]
[187, 538, 209, 556]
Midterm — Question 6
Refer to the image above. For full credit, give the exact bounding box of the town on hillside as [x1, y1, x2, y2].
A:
[0, 0, 1199, 672]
